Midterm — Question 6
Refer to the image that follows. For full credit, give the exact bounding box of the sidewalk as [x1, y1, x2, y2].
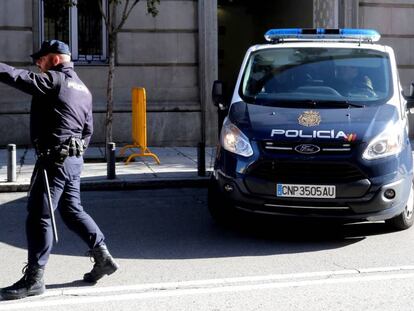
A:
[0, 146, 215, 192]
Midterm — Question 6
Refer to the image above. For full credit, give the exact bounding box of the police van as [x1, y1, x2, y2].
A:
[209, 28, 414, 230]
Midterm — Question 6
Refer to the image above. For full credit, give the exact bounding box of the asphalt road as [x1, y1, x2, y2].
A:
[1, 189, 414, 310]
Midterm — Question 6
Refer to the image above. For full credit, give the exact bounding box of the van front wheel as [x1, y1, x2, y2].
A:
[207, 178, 234, 225]
[386, 183, 414, 230]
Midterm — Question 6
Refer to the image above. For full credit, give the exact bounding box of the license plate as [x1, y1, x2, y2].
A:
[276, 183, 336, 198]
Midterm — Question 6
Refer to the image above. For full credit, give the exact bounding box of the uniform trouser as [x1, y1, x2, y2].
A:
[27, 156, 105, 267]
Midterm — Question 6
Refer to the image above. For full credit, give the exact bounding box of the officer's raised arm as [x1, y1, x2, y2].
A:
[0, 63, 57, 96]
[0, 41, 73, 96]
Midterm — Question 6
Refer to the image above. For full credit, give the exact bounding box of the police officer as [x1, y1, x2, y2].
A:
[0, 40, 119, 300]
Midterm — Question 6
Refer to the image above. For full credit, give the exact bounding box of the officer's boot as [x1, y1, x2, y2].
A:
[83, 245, 119, 283]
[0, 264, 45, 300]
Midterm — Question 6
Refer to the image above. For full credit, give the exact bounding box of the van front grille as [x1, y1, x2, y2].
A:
[247, 160, 366, 183]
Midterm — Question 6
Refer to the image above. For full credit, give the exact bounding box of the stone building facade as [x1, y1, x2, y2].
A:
[0, 0, 413, 147]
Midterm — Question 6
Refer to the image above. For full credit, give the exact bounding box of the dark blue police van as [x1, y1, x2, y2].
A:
[209, 28, 414, 230]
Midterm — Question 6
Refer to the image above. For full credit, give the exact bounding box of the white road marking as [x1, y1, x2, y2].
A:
[1, 265, 414, 309]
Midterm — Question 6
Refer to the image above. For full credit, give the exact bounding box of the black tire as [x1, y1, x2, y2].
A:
[207, 178, 234, 225]
[386, 183, 414, 230]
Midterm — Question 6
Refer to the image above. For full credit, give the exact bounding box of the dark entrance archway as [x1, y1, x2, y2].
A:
[217, 0, 314, 101]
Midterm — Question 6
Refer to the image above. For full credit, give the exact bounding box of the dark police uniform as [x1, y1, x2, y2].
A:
[0, 41, 118, 301]
[0, 60, 105, 267]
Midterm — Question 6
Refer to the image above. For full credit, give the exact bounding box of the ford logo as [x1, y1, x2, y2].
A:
[294, 144, 320, 154]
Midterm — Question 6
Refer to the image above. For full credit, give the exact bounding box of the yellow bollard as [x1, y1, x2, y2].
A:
[119, 87, 160, 165]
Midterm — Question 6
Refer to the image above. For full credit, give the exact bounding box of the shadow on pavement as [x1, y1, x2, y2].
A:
[0, 189, 397, 261]
[45, 279, 95, 290]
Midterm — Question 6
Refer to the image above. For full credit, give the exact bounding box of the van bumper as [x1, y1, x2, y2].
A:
[212, 169, 412, 222]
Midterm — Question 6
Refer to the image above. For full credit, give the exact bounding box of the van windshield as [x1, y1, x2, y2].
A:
[240, 47, 392, 106]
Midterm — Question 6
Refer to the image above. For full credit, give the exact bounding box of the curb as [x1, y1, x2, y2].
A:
[0, 183, 30, 192]
[0, 177, 211, 193]
[80, 177, 210, 191]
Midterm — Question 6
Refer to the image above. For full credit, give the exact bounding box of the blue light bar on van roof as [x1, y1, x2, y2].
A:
[264, 28, 381, 43]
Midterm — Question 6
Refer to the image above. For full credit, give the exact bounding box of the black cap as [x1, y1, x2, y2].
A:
[31, 40, 71, 60]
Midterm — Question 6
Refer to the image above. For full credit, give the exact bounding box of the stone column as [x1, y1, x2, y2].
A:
[338, 0, 359, 28]
[313, 0, 339, 28]
[198, 0, 218, 146]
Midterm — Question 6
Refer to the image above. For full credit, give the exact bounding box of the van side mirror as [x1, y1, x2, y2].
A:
[212, 80, 228, 109]
[407, 83, 414, 110]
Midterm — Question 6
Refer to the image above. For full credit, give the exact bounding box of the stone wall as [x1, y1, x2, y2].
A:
[358, 0, 414, 135]
[0, 0, 33, 145]
[0, 0, 205, 147]
[359, 0, 414, 93]
[313, 0, 339, 27]
[95, 0, 201, 146]
[1, 0, 413, 146]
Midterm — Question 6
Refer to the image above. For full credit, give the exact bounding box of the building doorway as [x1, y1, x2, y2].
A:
[217, 0, 314, 103]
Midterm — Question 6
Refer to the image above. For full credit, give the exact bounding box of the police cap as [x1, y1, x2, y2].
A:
[31, 40, 71, 60]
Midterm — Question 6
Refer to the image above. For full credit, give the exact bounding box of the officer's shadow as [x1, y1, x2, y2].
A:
[46, 280, 91, 290]
[0, 188, 397, 291]
[0, 190, 393, 261]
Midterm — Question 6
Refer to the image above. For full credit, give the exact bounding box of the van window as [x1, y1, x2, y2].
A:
[240, 48, 392, 106]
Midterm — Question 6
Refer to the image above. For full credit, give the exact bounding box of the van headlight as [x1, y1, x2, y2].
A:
[220, 118, 253, 157]
[362, 122, 403, 160]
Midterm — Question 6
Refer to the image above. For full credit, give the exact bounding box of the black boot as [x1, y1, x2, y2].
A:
[83, 245, 119, 283]
[0, 264, 45, 300]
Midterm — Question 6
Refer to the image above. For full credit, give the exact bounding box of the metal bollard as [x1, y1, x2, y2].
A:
[7, 144, 16, 182]
[197, 142, 206, 177]
[107, 142, 116, 180]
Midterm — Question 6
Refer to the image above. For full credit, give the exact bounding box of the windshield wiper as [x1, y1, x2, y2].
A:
[292, 99, 364, 108]
[320, 100, 364, 108]
[251, 96, 365, 108]
[346, 102, 365, 108]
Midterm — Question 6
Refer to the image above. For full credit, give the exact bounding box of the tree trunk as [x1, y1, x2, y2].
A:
[105, 34, 116, 146]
